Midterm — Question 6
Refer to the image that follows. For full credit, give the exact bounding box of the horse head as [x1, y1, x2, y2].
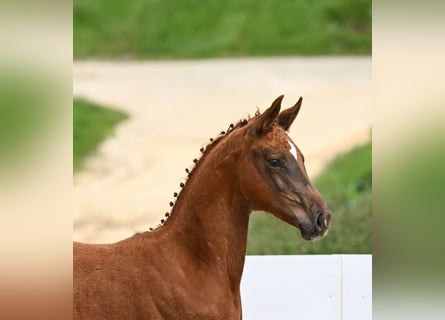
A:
[237, 95, 331, 240]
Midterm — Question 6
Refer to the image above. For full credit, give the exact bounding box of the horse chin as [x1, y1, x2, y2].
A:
[276, 209, 329, 241]
[299, 226, 329, 242]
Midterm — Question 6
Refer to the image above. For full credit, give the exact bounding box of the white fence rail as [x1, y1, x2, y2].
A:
[241, 255, 372, 320]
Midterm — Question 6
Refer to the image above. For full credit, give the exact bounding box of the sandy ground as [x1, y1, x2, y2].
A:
[73, 57, 371, 243]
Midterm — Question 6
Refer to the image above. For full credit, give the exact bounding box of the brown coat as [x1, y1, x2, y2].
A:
[73, 96, 331, 319]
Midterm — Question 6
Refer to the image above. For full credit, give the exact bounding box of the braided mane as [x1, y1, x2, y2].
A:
[148, 109, 261, 231]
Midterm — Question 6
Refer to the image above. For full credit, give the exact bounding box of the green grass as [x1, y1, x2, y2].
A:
[74, 0, 371, 59]
[73, 99, 128, 171]
[247, 141, 372, 254]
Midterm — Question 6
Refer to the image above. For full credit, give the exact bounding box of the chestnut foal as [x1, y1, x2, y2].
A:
[73, 95, 331, 319]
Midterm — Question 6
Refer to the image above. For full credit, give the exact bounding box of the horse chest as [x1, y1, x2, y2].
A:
[145, 272, 242, 319]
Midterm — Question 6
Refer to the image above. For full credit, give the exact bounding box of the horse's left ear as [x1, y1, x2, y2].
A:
[249, 95, 283, 136]
[277, 97, 303, 131]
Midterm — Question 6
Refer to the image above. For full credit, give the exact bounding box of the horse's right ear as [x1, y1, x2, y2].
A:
[249, 95, 283, 136]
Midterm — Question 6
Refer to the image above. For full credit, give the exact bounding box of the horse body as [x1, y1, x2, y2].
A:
[74, 238, 241, 319]
[74, 95, 331, 319]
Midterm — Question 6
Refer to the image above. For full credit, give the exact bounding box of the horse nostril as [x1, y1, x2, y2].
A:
[315, 212, 326, 231]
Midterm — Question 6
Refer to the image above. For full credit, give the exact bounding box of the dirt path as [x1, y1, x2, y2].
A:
[73, 57, 371, 243]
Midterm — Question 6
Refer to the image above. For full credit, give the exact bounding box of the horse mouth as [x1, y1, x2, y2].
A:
[300, 227, 329, 241]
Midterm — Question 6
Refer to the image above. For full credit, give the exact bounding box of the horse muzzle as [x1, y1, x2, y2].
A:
[300, 210, 331, 241]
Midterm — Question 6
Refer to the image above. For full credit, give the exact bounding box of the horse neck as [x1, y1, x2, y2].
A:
[167, 138, 250, 287]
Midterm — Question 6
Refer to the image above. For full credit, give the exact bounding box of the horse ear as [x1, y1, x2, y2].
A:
[250, 95, 283, 136]
[277, 97, 303, 131]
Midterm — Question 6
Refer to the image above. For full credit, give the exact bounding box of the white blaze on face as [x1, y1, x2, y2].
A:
[288, 139, 298, 161]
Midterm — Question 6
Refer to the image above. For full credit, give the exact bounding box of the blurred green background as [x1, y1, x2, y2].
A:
[73, 0, 372, 254]
[74, 0, 371, 59]
[0, 66, 56, 179]
[375, 124, 445, 282]
[73, 99, 128, 172]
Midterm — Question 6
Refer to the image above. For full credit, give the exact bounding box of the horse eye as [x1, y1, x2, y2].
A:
[267, 159, 281, 168]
